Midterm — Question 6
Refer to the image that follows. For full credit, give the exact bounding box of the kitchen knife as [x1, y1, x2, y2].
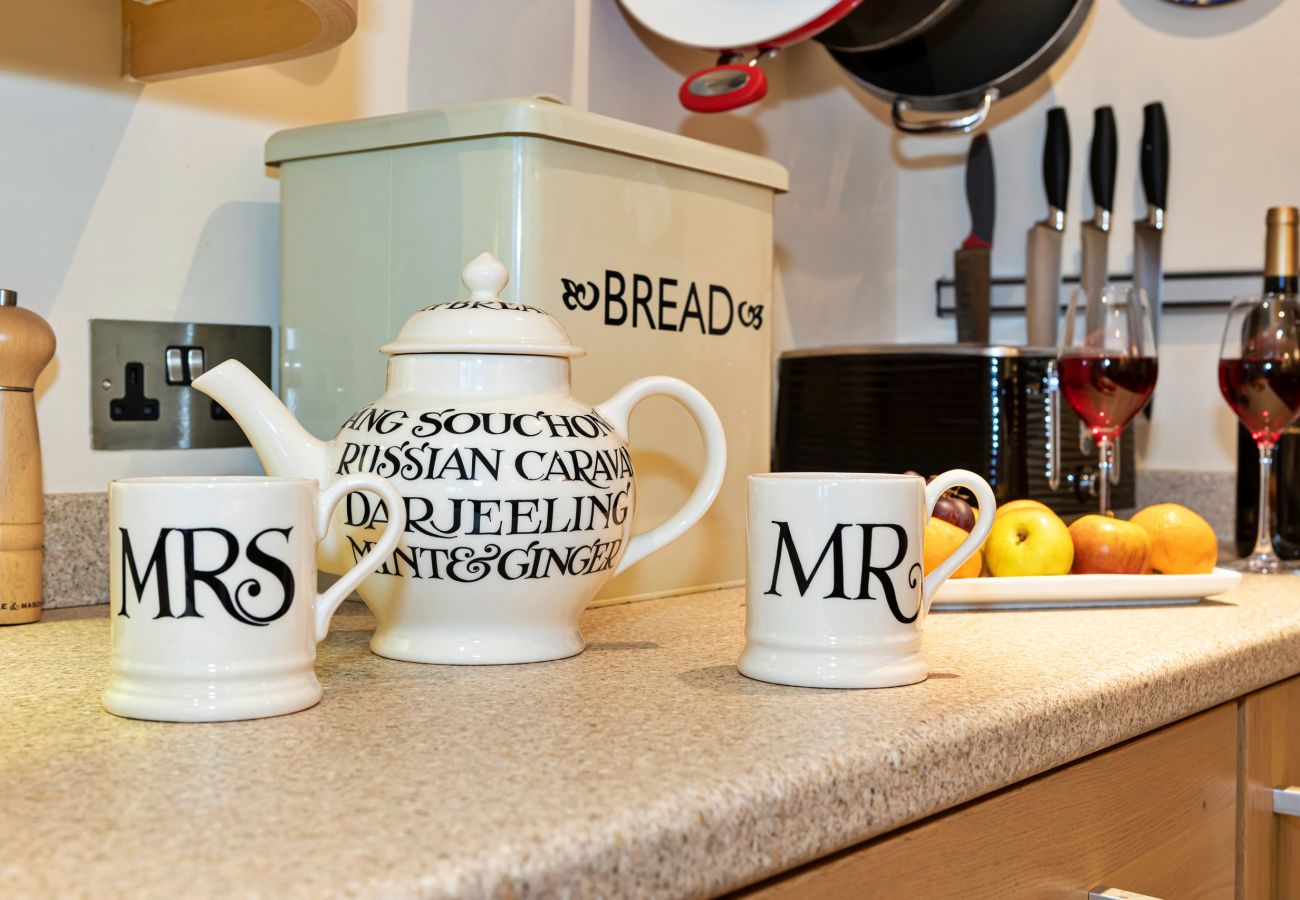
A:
[1134, 102, 1168, 348]
[1134, 102, 1168, 418]
[1025, 107, 1070, 348]
[955, 133, 994, 343]
[1080, 106, 1117, 309]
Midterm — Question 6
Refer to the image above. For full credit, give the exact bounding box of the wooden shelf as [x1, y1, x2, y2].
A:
[122, 0, 358, 83]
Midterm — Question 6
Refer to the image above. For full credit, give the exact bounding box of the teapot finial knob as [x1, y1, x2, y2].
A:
[462, 252, 509, 300]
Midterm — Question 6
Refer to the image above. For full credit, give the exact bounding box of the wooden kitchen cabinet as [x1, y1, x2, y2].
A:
[740, 675, 1300, 899]
[122, 0, 358, 82]
[739, 705, 1238, 899]
[1241, 675, 1300, 899]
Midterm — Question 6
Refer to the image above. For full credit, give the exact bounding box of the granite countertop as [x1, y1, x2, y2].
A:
[5, 578, 1300, 899]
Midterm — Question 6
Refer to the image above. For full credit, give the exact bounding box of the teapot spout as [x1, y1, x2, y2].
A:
[192, 360, 330, 483]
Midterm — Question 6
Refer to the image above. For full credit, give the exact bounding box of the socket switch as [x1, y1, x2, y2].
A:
[91, 319, 272, 450]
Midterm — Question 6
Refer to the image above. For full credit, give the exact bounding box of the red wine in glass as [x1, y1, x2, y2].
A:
[1059, 355, 1159, 438]
[1060, 285, 1158, 516]
[1220, 292, 1300, 573]
[1218, 357, 1300, 444]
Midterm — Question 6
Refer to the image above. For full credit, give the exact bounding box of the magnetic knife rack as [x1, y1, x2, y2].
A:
[934, 269, 1262, 318]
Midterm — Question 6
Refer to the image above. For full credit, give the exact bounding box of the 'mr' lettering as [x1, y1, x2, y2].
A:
[764, 521, 917, 623]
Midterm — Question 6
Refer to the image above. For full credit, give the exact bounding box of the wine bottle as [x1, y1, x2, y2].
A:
[1236, 206, 1300, 557]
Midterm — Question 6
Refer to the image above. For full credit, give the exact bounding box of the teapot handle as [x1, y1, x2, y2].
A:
[595, 377, 727, 576]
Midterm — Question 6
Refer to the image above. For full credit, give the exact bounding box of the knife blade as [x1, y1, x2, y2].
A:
[1080, 106, 1117, 309]
[1025, 107, 1070, 348]
[955, 133, 994, 344]
[1133, 101, 1168, 347]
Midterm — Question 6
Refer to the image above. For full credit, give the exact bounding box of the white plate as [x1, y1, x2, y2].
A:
[932, 567, 1243, 610]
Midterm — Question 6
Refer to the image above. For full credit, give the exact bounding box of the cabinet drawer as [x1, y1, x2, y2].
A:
[740, 705, 1236, 899]
[1241, 675, 1300, 898]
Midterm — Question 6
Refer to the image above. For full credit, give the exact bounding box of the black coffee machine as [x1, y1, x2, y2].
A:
[773, 345, 1135, 516]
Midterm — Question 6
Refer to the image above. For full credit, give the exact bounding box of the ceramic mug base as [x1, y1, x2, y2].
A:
[370, 627, 586, 665]
[102, 670, 323, 722]
[738, 643, 929, 689]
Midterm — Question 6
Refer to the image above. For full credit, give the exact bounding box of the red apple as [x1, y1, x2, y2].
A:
[1067, 515, 1152, 575]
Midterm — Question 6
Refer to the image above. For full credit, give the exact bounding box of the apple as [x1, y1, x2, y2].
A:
[1068, 515, 1152, 575]
[984, 508, 1073, 577]
[994, 498, 1053, 520]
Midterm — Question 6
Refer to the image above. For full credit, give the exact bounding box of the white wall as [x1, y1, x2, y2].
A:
[892, 0, 1295, 472]
[2, 0, 388, 492]
[2, 0, 896, 493]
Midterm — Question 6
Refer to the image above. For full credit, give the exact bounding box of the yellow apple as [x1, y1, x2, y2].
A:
[994, 498, 1053, 520]
[1068, 515, 1152, 575]
[984, 507, 1073, 577]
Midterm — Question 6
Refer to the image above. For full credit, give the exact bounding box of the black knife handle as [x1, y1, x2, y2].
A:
[1141, 102, 1169, 210]
[965, 134, 995, 245]
[1090, 106, 1117, 213]
[1043, 107, 1070, 213]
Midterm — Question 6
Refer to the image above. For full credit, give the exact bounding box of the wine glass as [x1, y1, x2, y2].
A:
[1218, 293, 1300, 574]
[1059, 286, 1159, 516]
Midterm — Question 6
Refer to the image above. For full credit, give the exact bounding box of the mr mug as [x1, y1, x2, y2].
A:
[740, 470, 994, 689]
[103, 475, 406, 722]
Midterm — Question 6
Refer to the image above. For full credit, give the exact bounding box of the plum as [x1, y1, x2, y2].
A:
[933, 493, 976, 533]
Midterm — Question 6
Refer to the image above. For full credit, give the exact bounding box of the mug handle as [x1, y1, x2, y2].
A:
[595, 376, 727, 576]
[922, 469, 996, 613]
[311, 473, 408, 642]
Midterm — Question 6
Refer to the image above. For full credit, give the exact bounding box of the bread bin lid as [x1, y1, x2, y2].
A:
[380, 253, 584, 358]
[265, 96, 789, 192]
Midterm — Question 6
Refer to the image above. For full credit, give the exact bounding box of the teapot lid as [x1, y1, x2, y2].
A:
[380, 253, 584, 358]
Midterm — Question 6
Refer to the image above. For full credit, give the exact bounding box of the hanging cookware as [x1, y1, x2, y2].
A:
[620, 0, 981, 115]
[826, 0, 1092, 134]
[814, 0, 964, 52]
[618, 0, 862, 113]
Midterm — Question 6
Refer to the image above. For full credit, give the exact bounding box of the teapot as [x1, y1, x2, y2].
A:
[193, 252, 726, 665]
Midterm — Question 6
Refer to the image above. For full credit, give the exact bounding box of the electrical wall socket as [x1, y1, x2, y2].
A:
[90, 319, 273, 450]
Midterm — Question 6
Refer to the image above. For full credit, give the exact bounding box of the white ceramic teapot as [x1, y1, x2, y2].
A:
[194, 253, 726, 665]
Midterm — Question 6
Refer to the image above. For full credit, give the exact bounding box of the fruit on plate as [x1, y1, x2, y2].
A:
[1130, 503, 1218, 575]
[933, 493, 976, 532]
[1068, 515, 1152, 575]
[994, 498, 1052, 519]
[924, 517, 981, 578]
[984, 507, 1073, 577]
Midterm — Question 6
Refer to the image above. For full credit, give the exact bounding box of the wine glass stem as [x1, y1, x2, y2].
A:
[1253, 440, 1279, 561]
[1097, 436, 1114, 516]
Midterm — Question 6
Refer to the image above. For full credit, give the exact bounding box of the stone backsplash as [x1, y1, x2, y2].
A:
[44, 493, 109, 609]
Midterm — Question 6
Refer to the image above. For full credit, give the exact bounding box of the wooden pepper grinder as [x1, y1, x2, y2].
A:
[0, 290, 55, 625]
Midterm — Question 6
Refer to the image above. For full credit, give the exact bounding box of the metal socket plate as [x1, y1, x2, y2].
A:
[90, 319, 273, 450]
